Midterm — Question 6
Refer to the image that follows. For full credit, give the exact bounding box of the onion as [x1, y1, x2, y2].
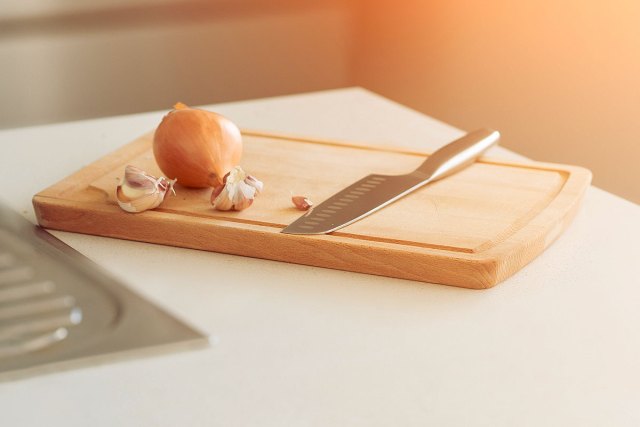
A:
[153, 103, 243, 188]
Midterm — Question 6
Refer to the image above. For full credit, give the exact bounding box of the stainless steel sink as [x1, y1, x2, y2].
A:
[0, 202, 208, 381]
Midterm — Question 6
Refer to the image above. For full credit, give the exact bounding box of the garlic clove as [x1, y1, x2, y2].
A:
[245, 175, 263, 195]
[292, 196, 313, 211]
[116, 165, 176, 213]
[231, 182, 256, 211]
[119, 182, 150, 200]
[116, 186, 164, 213]
[211, 185, 234, 211]
[211, 166, 263, 211]
[123, 165, 157, 191]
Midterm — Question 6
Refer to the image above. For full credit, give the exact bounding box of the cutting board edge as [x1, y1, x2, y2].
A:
[33, 194, 507, 289]
[488, 163, 592, 284]
[31, 131, 593, 289]
[32, 162, 590, 290]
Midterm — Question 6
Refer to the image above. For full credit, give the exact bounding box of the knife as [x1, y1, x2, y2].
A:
[281, 128, 500, 235]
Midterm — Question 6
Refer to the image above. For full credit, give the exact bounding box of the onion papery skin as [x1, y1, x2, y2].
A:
[153, 105, 243, 188]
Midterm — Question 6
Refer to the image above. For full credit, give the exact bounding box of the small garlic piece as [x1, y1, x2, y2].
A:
[292, 195, 313, 211]
[116, 165, 176, 213]
[211, 166, 263, 211]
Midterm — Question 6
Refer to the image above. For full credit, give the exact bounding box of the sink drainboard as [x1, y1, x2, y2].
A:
[0, 203, 208, 380]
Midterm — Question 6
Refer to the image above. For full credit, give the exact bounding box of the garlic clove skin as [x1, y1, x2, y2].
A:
[116, 187, 165, 213]
[211, 166, 263, 211]
[245, 175, 264, 195]
[292, 196, 313, 211]
[120, 183, 151, 200]
[123, 165, 157, 192]
[211, 184, 234, 211]
[116, 165, 176, 213]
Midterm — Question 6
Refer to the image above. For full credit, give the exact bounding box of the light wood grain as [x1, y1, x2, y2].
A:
[32, 131, 591, 289]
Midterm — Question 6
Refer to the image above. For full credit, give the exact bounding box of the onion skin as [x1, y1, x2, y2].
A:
[153, 103, 243, 188]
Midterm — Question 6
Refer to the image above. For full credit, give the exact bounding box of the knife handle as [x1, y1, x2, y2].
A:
[414, 128, 500, 182]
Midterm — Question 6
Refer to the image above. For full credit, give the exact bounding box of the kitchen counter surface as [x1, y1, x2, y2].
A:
[1, 88, 639, 426]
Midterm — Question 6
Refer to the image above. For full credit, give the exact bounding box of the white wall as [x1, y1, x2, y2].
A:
[354, 0, 640, 203]
[0, 1, 355, 128]
[2, 0, 637, 203]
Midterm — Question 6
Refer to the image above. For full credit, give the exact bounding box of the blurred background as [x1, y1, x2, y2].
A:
[1, 0, 638, 203]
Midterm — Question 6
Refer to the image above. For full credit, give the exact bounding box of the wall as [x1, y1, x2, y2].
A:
[354, 0, 640, 203]
[0, 0, 355, 128]
[2, 0, 637, 203]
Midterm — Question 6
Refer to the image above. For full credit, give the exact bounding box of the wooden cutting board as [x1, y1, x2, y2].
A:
[33, 131, 591, 289]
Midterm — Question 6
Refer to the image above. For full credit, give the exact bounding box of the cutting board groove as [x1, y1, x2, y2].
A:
[33, 131, 591, 289]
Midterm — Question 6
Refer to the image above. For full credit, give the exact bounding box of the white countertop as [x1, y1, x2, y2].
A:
[1, 88, 639, 426]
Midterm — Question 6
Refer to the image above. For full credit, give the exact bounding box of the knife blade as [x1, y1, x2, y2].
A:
[281, 128, 500, 235]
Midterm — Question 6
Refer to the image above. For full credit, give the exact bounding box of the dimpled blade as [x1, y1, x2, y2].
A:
[282, 173, 424, 235]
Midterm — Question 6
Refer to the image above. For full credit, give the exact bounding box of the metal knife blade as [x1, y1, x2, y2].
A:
[281, 128, 500, 235]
